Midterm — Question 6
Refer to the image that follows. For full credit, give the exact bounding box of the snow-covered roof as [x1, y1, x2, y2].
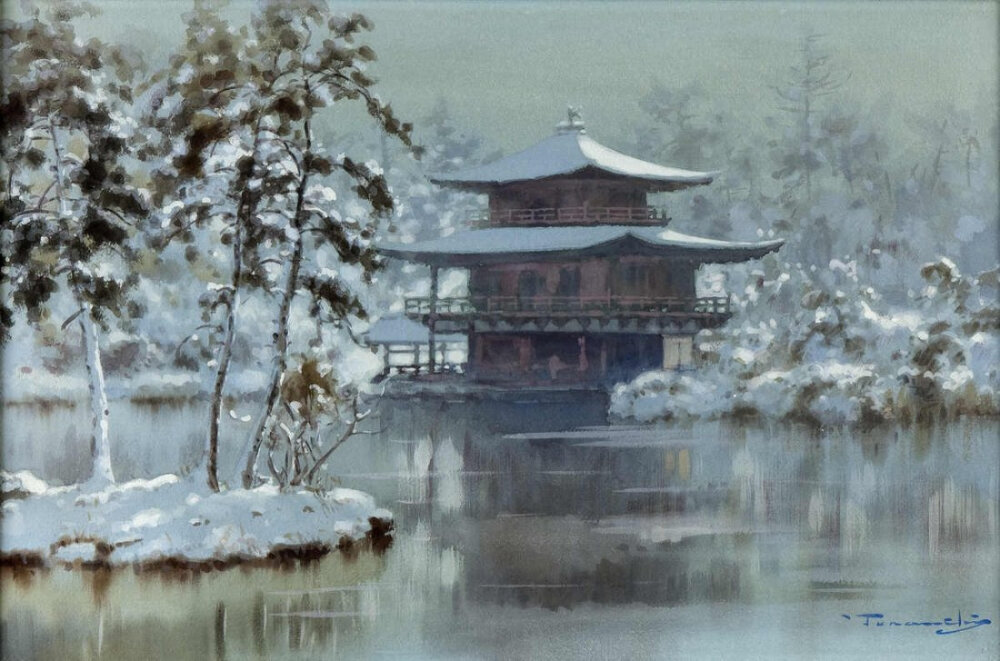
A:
[365, 315, 466, 345]
[379, 226, 783, 267]
[430, 128, 716, 192]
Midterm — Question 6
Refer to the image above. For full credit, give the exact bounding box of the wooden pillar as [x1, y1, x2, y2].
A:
[663, 335, 676, 370]
[428, 265, 439, 373]
[518, 337, 533, 371]
[465, 334, 474, 378]
[608, 255, 620, 308]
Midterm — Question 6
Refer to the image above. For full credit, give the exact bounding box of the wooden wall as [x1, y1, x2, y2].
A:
[489, 179, 647, 215]
[468, 258, 695, 300]
[470, 332, 665, 383]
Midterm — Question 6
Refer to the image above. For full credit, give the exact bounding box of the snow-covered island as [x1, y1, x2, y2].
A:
[1, 3, 413, 572]
[1, 470, 392, 570]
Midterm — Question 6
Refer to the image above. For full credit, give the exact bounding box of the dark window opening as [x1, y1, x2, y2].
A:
[517, 270, 545, 308]
[556, 266, 581, 297]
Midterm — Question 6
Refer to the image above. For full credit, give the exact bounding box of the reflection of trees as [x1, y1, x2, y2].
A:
[368, 402, 997, 618]
[383, 400, 996, 554]
[469, 517, 746, 609]
[928, 478, 998, 555]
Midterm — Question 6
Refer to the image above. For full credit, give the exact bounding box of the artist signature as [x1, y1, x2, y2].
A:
[842, 611, 992, 635]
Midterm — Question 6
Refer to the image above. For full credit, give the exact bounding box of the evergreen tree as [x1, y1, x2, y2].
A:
[769, 32, 849, 267]
[631, 82, 752, 239]
[1, 1, 147, 487]
[148, 0, 417, 490]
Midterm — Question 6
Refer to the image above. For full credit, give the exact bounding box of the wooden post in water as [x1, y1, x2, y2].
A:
[214, 601, 227, 661]
[251, 591, 266, 657]
[428, 265, 439, 374]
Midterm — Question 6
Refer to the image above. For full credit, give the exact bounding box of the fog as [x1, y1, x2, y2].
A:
[44, 1, 999, 150]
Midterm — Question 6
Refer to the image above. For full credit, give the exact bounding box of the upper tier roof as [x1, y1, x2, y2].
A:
[430, 121, 717, 192]
[379, 226, 784, 267]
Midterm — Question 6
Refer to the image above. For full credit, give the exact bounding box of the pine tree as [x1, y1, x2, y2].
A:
[770, 32, 850, 267]
[147, 0, 417, 490]
[1, 1, 147, 487]
[631, 82, 746, 238]
[146, 0, 270, 492]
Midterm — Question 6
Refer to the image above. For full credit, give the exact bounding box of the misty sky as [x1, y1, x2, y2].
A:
[15, 0, 1000, 155]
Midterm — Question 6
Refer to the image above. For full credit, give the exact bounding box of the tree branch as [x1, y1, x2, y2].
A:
[303, 395, 370, 485]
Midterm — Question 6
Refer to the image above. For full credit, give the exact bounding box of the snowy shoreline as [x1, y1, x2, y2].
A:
[611, 363, 999, 428]
[0, 471, 393, 571]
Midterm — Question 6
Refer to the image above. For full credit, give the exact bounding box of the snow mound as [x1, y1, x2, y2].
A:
[2, 470, 58, 499]
[1, 474, 391, 568]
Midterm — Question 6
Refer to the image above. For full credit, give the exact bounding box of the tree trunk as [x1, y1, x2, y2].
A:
[241, 140, 311, 488]
[240, 232, 303, 487]
[79, 304, 114, 487]
[207, 118, 265, 491]
[206, 212, 246, 491]
[206, 288, 239, 492]
[50, 116, 113, 488]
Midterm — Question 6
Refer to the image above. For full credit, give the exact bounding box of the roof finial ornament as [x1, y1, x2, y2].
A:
[555, 105, 585, 134]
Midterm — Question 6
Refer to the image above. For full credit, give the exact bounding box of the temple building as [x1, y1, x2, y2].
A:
[370, 110, 782, 387]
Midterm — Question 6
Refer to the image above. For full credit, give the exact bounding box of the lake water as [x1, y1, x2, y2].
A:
[2, 400, 998, 659]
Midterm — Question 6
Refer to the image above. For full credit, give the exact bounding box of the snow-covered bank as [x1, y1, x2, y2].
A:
[612, 259, 999, 427]
[1, 471, 392, 570]
[611, 358, 997, 428]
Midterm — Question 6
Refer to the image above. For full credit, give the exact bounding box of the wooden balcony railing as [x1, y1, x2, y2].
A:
[404, 295, 730, 318]
[467, 206, 669, 227]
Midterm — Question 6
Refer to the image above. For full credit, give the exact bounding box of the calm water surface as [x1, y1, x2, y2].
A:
[2, 401, 997, 660]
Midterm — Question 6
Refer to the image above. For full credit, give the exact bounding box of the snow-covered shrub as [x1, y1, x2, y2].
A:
[612, 258, 999, 427]
[901, 260, 1000, 416]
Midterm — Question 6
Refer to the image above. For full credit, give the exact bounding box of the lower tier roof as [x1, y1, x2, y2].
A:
[379, 225, 783, 266]
[365, 315, 466, 345]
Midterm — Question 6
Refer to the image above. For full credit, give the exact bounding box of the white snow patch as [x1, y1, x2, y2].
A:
[2, 474, 390, 567]
[2, 470, 54, 498]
